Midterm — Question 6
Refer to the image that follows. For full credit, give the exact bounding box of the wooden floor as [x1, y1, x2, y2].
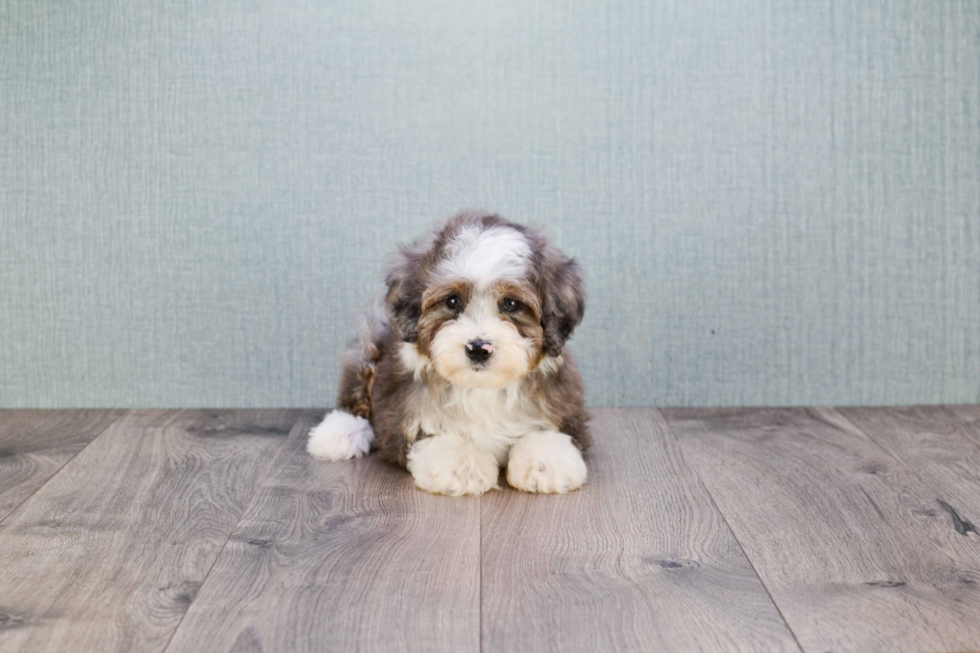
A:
[1, 408, 979, 653]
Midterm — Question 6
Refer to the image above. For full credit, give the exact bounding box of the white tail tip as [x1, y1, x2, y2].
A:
[307, 410, 375, 461]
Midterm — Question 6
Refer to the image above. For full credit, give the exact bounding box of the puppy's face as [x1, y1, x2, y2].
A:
[386, 213, 585, 389]
[420, 278, 542, 388]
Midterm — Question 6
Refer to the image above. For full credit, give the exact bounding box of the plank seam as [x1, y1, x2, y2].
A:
[653, 408, 807, 653]
[0, 409, 125, 527]
[159, 410, 306, 653]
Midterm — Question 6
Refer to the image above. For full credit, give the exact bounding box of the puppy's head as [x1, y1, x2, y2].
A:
[386, 211, 584, 389]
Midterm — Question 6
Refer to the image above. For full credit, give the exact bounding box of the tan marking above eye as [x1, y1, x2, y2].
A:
[421, 281, 472, 313]
[493, 281, 540, 317]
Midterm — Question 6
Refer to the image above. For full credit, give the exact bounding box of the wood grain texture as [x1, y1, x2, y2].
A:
[0, 409, 300, 653]
[947, 404, 980, 448]
[0, 409, 123, 522]
[164, 413, 481, 653]
[481, 408, 801, 653]
[838, 406, 980, 540]
[662, 407, 980, 653]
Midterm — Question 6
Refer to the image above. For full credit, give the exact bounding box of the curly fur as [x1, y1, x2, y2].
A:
[309, 210, 590, 495]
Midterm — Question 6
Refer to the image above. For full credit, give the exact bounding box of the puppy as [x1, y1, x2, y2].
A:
[307, 210, 590, 496]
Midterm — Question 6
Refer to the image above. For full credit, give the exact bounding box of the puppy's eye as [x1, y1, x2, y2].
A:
[445, 295, 462, 311]
[501, 297, 522, 313]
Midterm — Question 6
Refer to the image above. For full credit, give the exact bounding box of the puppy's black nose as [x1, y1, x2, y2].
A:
[465, 339, 493, 363]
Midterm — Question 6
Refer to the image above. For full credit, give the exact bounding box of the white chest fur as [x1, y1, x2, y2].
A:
[407, 380, 554, 464]
[399, 342, 558, 462]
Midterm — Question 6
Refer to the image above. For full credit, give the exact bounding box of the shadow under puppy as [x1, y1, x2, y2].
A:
[308, 210, 590, 496]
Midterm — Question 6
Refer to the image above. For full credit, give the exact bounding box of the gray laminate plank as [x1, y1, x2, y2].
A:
[164, 413, 481, 653]
[837, 406, 980, 540]
[946, 404, 980, 449]
[662, 407, 980, 653]
[0, 409, 301, 653]
[481, 408, 801, 653]
[0, 409, 124, 522]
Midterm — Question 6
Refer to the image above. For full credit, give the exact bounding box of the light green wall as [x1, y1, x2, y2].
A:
[2, 0, 978, 408]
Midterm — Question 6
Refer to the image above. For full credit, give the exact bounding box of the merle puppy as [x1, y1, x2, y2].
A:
[308, 210, 589, 496]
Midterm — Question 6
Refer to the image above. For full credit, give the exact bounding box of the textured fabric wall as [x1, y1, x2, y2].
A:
[2, 0, 978, 408]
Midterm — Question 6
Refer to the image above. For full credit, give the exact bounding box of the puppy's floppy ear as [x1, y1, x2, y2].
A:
[538, 246, 585, 357]
[384, 245, 424, 343]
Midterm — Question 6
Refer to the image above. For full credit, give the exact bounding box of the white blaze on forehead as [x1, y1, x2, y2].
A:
[438, 225, 531, 288]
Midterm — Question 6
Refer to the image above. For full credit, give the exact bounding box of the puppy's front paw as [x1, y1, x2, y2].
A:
[407, 435, 499, 497]
[507, 431, 587, 494]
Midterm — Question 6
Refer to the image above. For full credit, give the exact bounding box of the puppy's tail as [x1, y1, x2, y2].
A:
[307, 410, 375, 461]
[307, 297, 387, 461]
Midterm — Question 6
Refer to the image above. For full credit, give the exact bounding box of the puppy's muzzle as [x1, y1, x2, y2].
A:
[465, 339, 493, 363]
